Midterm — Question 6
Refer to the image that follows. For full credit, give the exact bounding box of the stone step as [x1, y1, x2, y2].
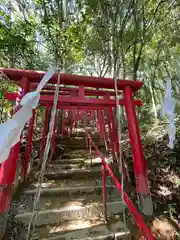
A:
[53, 158, 85, 165]
[17, 194, 102, 213]
[61, 150, 107, 160]
[63, 138, 102, 144]
[31, 220, 104, 239]
[27, 178, 117, 197]
[50, 157, 102, 168]
[44, 167, 101, 180]
[62, 137, 103, 150]
[61, 150, 96, 159]
[15, 200, 126, 226]
[63, 144, 105, 150]
[29, 179, 102, 191]
[26, 185, 114, 197]
[48, 163, 81, 170]
[31, 221, 130, 240]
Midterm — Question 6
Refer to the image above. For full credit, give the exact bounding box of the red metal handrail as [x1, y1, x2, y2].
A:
[85, 131, 155, 240]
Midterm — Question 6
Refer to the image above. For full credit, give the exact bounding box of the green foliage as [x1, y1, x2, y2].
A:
[1, 0, 180, 117]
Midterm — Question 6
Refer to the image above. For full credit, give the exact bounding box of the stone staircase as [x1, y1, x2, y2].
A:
[12, 131, 130, 239]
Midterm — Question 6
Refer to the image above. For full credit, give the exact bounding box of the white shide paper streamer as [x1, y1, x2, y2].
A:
[0, 66, 56, 164]
[161, 79, 176, 149]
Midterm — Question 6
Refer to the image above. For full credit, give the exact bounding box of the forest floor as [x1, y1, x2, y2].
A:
[122, 119, 180, 239]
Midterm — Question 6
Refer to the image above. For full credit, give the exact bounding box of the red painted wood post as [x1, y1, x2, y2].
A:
[22, 109, 36, 180]
[0, 77, 29, 239]
[123, 86, 153, 216]
[40, 106, 51, 161]
[102, 162, 107, 221]
[97, 110, 108, 150]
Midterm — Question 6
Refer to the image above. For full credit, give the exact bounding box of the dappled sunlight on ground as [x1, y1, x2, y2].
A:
[133, 217, 177, 240]
[49, 220, 92, 233]
[157, 185, 172, 197]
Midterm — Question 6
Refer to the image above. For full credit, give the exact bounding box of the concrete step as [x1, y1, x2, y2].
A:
[17, 194, 102, 213]
[31, 221, 130, 240]
[31, 220, 104, 239]
[26, 177, 120, 200]
[50, 157, 102, 168]
[48, 163, 81, 170]
[44, 167, 101, 180]
[29, 179, 102, 191]
[53, 158, 85, 165]
[26, 185, 114, 198]
[62, 136, 103, 150]
[61, 149, 107, 160]
[61, 150, 96, 159]
[15, 200, 126, 226]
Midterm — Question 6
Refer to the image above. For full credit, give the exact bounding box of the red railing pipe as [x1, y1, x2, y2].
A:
[85, 131, 155, 240]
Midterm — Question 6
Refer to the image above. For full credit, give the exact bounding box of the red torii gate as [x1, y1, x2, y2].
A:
[0, 68, 153, 226]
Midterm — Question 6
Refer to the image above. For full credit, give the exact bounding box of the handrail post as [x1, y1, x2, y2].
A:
[102, 161, 107, 221]
[85, 131, 155, 240]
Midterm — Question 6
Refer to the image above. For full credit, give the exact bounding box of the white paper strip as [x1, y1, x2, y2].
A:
[0, 66, 56, 164]
[161, 79, 176, 149]
[20, 65, 56, 109]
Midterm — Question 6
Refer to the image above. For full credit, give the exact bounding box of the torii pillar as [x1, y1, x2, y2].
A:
[124, 86, 153, 216]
